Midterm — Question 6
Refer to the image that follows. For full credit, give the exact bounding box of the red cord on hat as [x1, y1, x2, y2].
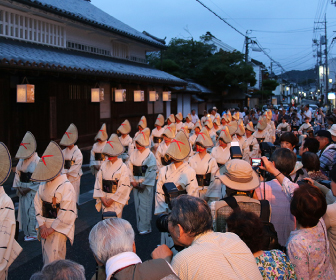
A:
[65, 132, 72, 138]
[198, 132, 206, 140]
[20, 143, 29, 149]
[107, 141, 114, 148]
[41, 155, 53, 166]
[172, 139, 185, 151]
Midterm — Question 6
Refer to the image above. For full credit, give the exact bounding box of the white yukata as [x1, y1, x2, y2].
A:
[12, 152, 40, 238]
[185, 122, 194, 134]
[34, 174, 77, 265]
[298, 123, 313, 143]
[211, 144, 231, 167]
[61, 146, 83, 203]
[128, 148, 157, 232]
[155, 142, 170, 171]
[188, 153, 218, 200]
[276, 122, 291, 133]
[151, 127, 165, 151]
[189, 134, 197, 147]
[93, 159, 131, 218]
[0, 187, 22, 280]
[175, 122, 183, 131]
[119, 135, 133, 162]
[89, 141, 106, 177]
[208, 130, 217, 148]
[234, 135, 247, 152]
[242, 136, 259, 164]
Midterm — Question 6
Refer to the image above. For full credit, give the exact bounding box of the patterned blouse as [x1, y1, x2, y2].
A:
[256, 250, 297, 279]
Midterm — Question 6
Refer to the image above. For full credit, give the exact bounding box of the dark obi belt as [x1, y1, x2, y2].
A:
[42, 200, 60, 219]
[64, 160, 75, 169]
[196, 173, 211, 187]
[102, 179, 118, 194]
[217, 163, 224, 168]
[20, 172, 32, 183]
[256, 138, 265, 144]
[161, 157, 171, 166]
[133, 165, 148, 177]
[281, 127, 287, 132]
[123, 145, 128, 153]
[153, 136, 163, 144]
[95, 153, 105, 161]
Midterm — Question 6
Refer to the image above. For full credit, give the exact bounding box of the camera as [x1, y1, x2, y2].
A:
[230, 141, 243, 159]
[163, 182, 187, 210]
[156, 213, 169, 232]
[251, 158, 263, 167]
[259, 142, 276, 159]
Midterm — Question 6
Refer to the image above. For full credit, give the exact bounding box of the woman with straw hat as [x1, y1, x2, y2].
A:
[127, 128, 157, 235]
[117, 120, 132, 162]
[211, 126, 232, 168]
[189, 121, 202, 148]
[150, 114, 165, 153]
[185, 113, 194, 133]
[213, 116, 222, 135]
[188, 128, 218, 200]
[204, 118, 217, 148]
[130, 116, 151, 156]
[233, 119, 247, 151]
[242, 122, 259, 164]
[175, 112, 184, 131]
[12, 131, 40, 241]
[60, 124, 83, 204]
[155, 124, 176, 170]
[0, 142, 23, 279]
[32, 141, 77, 265]
[93, 134, 131, 218]
[90, 124, 108, 177]
[265, 110, 276, 144]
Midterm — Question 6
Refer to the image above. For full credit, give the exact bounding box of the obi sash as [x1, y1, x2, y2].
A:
[302, 128, 312, 134]
[196, 173, 211, 187]
[133, 165, 148, 177]
[64, 160, 75, 170]
[292, 126, 299, 131]
[256, 138, 265, 144]
[161, 156, 171, 166]
[218, 163, 224, 168]
[123, 146, 128, 153]
[20, 171, 32, 183]
[153, 136, 163, 144]
[95, 153, 105, 161]
[281, 127, 287, 132]
[42, 200, 60, 219]
[102, 179, 118, 194]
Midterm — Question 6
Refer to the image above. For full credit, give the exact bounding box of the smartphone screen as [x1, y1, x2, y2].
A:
[251, 158, 262, 167]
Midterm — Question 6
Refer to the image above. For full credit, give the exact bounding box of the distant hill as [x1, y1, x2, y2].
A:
[281, 68, 316, 84]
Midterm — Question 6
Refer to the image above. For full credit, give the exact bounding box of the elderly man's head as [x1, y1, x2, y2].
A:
[89, 218, 135, 265]
[270, 148, 297, 176]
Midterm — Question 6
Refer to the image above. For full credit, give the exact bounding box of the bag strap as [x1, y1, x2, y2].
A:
[259, 200, 270, 222]
[222, 196, 240, 210]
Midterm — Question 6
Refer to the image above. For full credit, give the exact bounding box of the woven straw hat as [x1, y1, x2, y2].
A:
[162, 124, 176, 139]
[221, 114, 230, 123]
[117, 120, 131, 135]
[257, 116, 267, 130]
[181, 125, 190, 138]
[232, 112, 240, 121]
[31, 141, 64, 182]
[205, 119, 213, 129]
[0, 142, 12, 186]
[134, 128, 150, 147]
[165, 131, 190, 161]
[15, 131, 37, 159]
[175, 112, 183, 121]
[193, 121, 202, 131]
[219, 159, 260, 191]
[266, 109, 272, 120]
[196, 127, 214, 148]
[94, 123, 108, 142]
[138, 116, 147, 129]
[237, 120, 245, 136]
[60, 123, 78, 146]
[103, 134, 124, 157]
[218, 126, 232, 143]
[227, 121, 238, 135]
[227, 111, 232, 122]
[213, 116, 221, 126]
[246, 121, 255, 132]
[186, 113, 192, 121]
[166, 114, 175, 123]
[155, 114, 165, 127]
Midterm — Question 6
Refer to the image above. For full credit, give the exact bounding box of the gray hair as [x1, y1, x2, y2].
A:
[89, 218, 135, 264]
[29, 259, 85, 280]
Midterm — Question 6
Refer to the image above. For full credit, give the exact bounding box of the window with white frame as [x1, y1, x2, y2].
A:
[0, 7, 66, 48]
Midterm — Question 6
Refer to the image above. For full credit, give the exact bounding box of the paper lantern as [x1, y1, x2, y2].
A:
[91, 88, 104, 102]
[17, 84, 35, 103]
[149, 91, 159, 102]
[162, 91, 171, 101]
[115, 89, 127, 102]
[134, 90, 144, 102]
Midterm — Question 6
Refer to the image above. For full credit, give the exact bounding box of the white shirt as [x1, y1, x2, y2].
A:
[191, 114, 199, 124]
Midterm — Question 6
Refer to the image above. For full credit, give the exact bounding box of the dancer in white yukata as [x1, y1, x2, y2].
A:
[213, 116, 222, 136]
[189, 121, 201, 148]
[93, 134, 131, 218]
[185, 113, 194, 134]
[204, 119, 216, 148]
[232, 112, 240, 121]
[130, 116, 150, 155]
[232, 119, 247, 151]
[189, 128, 218, 199]
[60, 124, 83, 203]
[253, 116, 272, 157]
[264, 110, 276, 143]
[242, 122, 259, 164]
[155, 131, 199, 249]
[127, 128, 157, 234]
[90, 123, 107, 177]
[165, 114, 175, 127]
[221, 114, 230, 127]
[117, 120, 132, 162]
[175, 112, 183, 131]
[211, 126, 232, 168]
[150, 114, 165, 154]
[13, 131, 40, 241]
[32, 141, 77, 265]
[0, 142, 22, 280]
[156, 124, 176, 170]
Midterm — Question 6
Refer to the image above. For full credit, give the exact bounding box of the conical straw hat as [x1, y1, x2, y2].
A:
[205, 119, 213, 129]
[15, 131, 37, 159]
[257, 116, 267, 130]
[117, 120, 131, 135]
[267, 109, 272, 120]
[221, 114, 230, 123]
[134, 129, 149, 147]
[193, 121, 202, 131]
[165, 131, 190, 161]
[237, 120, 246, 136]
[166, 114, 175, 123]
[138, 116, 147, 129]
[181, 125, 190, 138]
[0, 142, 12, 186]
[31, 141, 64, 182]
[162, 124, 176, 139]
[143, 127, 151, 139]
[60, 123, 78, 146]
[94, 123, 108, 142]
[232, 112, 240, 121]
[175, 112, 183, 121]
[196, 127, 214, 148]
[186, 113, 192, 121]
[227, 121, 238, 135]
[155, 114, 165, 127]
[213, 117, 221, 126]
[227, 111, 232, 122]
[246, 121, 255, 132]
[103, 134, 124, 157]
[218, 126, 232, 143]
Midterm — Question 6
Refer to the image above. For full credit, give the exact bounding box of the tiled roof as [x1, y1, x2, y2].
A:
[171, 81, 212, 94]
[13, 0, 166, 48]
[0, 38, 185, 85]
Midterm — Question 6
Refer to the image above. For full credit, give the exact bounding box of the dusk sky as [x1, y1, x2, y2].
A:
[91, 0, 336, 75]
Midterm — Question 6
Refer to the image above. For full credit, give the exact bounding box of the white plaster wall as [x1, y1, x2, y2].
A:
[165, 101, 171, 118]
[182, 94, 191, 117]
[191, 103, 198, 115]
[177, 94, 183, 114]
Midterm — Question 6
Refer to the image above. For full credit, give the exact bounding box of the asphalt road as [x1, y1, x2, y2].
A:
[7, 171, 161, 280]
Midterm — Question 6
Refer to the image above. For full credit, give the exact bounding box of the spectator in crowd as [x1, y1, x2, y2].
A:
[191, 109, 199, 124]
[315, 107, 325, 131]
[30, 259, 85, 280]
[316, 130, 336, 177]
[89, 218, 179, 280]
[301, 151, 329, 181]
[302, 104, 312, 122]
[279, 132, 298, 152]
[287, 183, 334, 279]
[327, 117, 335, 129]
[151, 195, 262, 280]
[279, 108, 290, 123]
[329, 124, 336, 143]
[299, 137, 320, 155]
[226, 210, 296, 280]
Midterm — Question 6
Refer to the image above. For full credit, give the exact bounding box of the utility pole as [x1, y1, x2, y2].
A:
[245, 31, 249, 63]
[325, 14, 329, 104]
